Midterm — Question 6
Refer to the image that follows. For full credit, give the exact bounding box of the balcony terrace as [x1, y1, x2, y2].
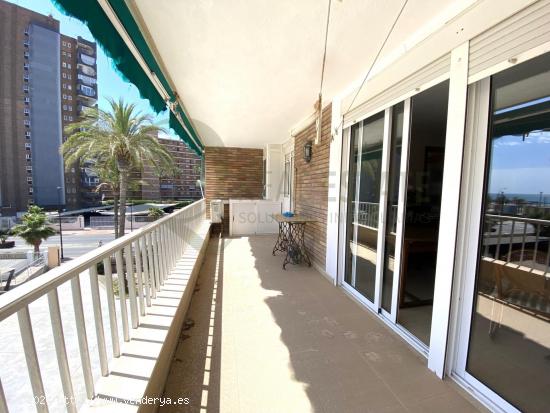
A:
[0, 201, 483, 413]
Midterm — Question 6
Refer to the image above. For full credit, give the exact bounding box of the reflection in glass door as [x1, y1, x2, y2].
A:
[344, 112, 384, 303]
[464, 53, 550, 413]
[397, 81, 449, 345]
[381, 102, 404, 313]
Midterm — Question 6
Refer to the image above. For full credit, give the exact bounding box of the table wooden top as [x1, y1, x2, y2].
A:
[272, 214, 317, 224]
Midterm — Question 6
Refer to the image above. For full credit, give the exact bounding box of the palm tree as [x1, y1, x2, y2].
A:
[61, 98, 174, 237]
[11, 206, 56, 254]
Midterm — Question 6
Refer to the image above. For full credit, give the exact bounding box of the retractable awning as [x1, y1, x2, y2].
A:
[52, 0, 204, 156]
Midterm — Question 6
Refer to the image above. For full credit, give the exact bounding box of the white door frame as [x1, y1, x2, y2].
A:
[447, 77, 522, 413]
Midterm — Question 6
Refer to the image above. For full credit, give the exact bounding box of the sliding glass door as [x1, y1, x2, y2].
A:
[343, 112, 384, 305]
[341, 80, 450, 349]
[456, 52, 550, 413]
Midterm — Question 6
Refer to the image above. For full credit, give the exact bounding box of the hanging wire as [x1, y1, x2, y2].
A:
[319, 0, 332, 95]
[342, 0, 409, 119]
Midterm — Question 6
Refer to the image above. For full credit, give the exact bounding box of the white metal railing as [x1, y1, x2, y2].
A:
[483, 213, 550, 274]
[354, 201, 379, 228]
[90, 215, 156, 229]
[0, 199, 206, 412]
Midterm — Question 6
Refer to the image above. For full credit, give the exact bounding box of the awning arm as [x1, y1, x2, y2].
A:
[97, 0, 204, 154]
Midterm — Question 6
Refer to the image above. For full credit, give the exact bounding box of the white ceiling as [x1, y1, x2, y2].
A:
[130, 0, 475, 148]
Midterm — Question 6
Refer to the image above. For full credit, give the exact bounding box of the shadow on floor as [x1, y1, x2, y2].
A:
[161, 235, 223, 412]
[161, 235, 481, 413]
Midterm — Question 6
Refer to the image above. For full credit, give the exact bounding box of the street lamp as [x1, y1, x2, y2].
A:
[57, 186, 64, 260]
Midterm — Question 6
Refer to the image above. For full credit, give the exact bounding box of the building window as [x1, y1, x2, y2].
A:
[23, 63, 29, 70]
[24, 108, 30, 116]
[27, 177, 32, 183]
[62, 94, 67, 99]
[68, 116, 73, 121]
[25, 131, 31, 139]
[62, 73, 67, 79]
[24, 51, 29, 58]
[24, 97, 30, 104]
[63, 104, 67, 110]
[23, 41, 29, 47]
[25, 143, 31, 150]
[67, 52, 71, 58]
[62, 84, 67, 90]
[67, 85, 72, 90]
[26, 166, 32, 172]
[23, 74, 29, 82]
[62, 62, 67, 68]
[67, 64, 71, 69]
[68, 43, 71, 48]
[68, 95, 72, 101]
[24, 120, 30, 127]
[23, 85, 29, 92]
[67, 74, 72, 80]
[28, 188, 33, 194]
[63, 115, 68, 121]
[62, 41, 67, 47]
[26, 154, 31, 160]
[62, 51, 66, 56]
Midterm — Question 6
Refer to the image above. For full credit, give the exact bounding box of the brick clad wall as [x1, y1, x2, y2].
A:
[204, 146, 264, 219]
[293, 104, 331, 269]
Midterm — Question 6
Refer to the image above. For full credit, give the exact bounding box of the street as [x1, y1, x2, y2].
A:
[9, 229, 117, 259]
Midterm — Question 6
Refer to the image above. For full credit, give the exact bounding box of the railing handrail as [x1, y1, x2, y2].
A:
[0, 198, 205, 323]
[485, 213, 550, 226]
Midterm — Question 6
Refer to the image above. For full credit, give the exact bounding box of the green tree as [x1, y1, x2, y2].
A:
[148, 207, 165, 220]
[61, 98, 174, 237]
[11, 206, 56, 253]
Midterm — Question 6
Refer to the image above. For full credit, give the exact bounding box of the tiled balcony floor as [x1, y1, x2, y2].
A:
[161, 235, 484, 413]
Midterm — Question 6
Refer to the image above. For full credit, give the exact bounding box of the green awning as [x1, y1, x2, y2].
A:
[52, 0, 204, 156]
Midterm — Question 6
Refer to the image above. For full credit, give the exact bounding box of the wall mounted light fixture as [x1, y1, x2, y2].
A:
[304, 140, 313, 163]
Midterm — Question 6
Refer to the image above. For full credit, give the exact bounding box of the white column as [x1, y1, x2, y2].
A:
[428, 41, 469, 377]
[325, 98, 343, 283]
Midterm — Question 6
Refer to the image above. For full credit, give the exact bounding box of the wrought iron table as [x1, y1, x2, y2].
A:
[272, 214, 317, 269]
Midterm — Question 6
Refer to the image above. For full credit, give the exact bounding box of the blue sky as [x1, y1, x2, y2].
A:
[488, 131, 550, 195]
[8, 0, 174, 134]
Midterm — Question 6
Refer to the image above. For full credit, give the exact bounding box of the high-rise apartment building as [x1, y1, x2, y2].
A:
[0, 0, 97, 216]
[158, 137, 202, 201]
[122, 136, 202, 202]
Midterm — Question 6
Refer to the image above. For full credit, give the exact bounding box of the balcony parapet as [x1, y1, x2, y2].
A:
[0, 199, 210, 412]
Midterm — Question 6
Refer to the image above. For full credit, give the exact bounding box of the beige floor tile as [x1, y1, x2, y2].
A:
[161, 235, 484, 413]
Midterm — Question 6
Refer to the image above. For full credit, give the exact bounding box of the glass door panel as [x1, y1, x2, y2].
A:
[397, 81, 449, 345]
[466, 53, 550, 413]
[344, 124, 360, 287]
[344, 112, 384, 303]
[381, 102, 404, 313]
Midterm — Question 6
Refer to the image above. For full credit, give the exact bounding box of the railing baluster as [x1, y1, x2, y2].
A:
[70, 276, 94, 399]
[89, 265, 108, 376]
[47, 289, 77, 413]
[495, 218, 504, 260]
[141, 236, 152, 306]
[159, 226, 168, 281]
[18, 306, 48, 413]
[520, 220, 528, 264]
[146, 232, 158, 298]
[115, 250, 129, 342]
[507, 220, 515, 263]
[153, 229, 163, 286]
[158, 226, 167, 280]
[124, 245, 139, 329]
[533, 223, 540, 267]
[134, 239, 146, 316]
[168, 220, 175, 269]
[103, 256, 120, 357]
[0, 378, 9, 413]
